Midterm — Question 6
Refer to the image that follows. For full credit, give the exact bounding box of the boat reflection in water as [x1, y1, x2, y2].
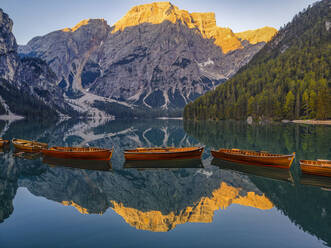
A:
[0, 146, 9, 154]
[211, 158, 294, 183]
[124, 158, 203, 169]
[300, 173, 331, 189]
[13, 150, 42, 160]
[43, 155, 112, 171]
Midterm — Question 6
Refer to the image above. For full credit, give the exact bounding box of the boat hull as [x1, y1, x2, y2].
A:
[211, 150, 295, 169]
[300, 163, 331, 177]
[124, 147, 204, 161]
[0, 140, 9, 148]
[42, 148, 113, 161]
[13, 143, 41, 152]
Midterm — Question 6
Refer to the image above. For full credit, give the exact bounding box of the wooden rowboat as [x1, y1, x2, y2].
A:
[0, 139, 10, 148]
[211, 148, 295, 169]
[12, 138, 48, 152]
[42, 147, 113, 161]
[124, 147, 204, 161]
[300, 160, 331, 177]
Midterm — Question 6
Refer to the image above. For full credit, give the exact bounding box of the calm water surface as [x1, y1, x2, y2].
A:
[0, 119, 330, 248]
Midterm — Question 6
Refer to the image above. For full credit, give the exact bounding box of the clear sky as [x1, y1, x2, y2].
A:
[2, 0, 318, 45]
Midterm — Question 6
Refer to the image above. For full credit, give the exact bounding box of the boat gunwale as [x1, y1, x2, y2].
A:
[45, 147, 112, 153]
[212, 149, 295, 159]
[300, 160, 331, 168]
[124, 146, 204, 155]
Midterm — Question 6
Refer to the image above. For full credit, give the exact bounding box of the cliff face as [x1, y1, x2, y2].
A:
[0, 9, 77, 118]
[0, 9, 18, 82]
[112, 2, 276, 53]
[18, 2, 277, 117]
[19, 19, 111, 96]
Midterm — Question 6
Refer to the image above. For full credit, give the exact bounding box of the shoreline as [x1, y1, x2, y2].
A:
[156, 117, 183, 120]
[291, 120, 331, 125]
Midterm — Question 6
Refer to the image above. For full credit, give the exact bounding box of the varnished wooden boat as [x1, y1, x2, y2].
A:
[211, 158, 294, 183]
[300, 160, 331, 177]
[0, 139, 10, 147]
[211, 148, 295, 169]
[12, 138, 48, 152]
[124, 147, 204, 161]
[42, 147, 113, 160]
[124, 158, 203, 169]
[43, 155, 112, 171]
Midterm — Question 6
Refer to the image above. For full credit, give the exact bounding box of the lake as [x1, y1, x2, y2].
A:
[0, 119, 330, 248]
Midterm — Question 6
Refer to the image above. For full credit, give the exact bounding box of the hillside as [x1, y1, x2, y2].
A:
[184, 0, 331, 121]
[0, 9, 77, 119]
[18, 2, 276, 118]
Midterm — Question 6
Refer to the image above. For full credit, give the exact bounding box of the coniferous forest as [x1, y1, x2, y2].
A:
[184, 0, 331, 121]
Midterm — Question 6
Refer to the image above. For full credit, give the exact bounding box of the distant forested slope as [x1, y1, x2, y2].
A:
[184, 0, 331, 121]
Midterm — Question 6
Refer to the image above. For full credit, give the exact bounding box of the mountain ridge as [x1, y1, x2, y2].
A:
[184, 0, 331, 121]
[15, 2, 278, 118]
[111, 2, 277, 53]
[59, 2, 277, 54]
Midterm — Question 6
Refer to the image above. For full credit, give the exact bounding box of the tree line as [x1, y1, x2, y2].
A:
[184, 1, 331, 121]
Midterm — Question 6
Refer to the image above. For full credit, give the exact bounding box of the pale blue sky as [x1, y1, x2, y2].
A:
[2, 0, 318, 45]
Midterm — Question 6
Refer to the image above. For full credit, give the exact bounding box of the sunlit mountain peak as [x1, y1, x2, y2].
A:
[112, 2, 277, 53]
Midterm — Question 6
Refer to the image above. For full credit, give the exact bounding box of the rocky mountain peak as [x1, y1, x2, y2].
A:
[0, 8, 19, 82]
[112, 2, 276, 53]
[61, 18, 108, 32]
[235, 26, 277, 44]
[0, 9, 17, 55]
[112, 1, 218, 33]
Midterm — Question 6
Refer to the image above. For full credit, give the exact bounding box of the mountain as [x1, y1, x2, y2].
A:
[0, 9, 77, 119]
[18, 2, 276, 117]
[184, 0, 331, 121]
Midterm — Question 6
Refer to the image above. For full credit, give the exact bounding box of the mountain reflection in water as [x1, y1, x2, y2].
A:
[0, 119, 330, 247]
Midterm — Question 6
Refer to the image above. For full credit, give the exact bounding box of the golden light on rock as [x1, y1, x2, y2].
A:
[112, 2, 277, 53]
[235, 26, 277, 44]
[62, 19, 91, 32]
[111, 182, 273, 232]
[60, 182, 273, 232]
[61, 200, 104, 215]
[62, 200, 90, 214]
